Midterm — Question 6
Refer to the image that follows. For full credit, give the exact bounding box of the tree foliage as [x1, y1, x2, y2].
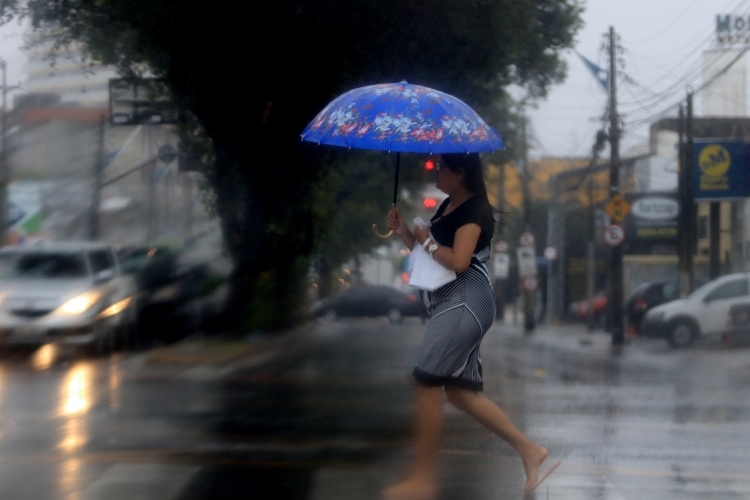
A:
[3, 0, 583, 331]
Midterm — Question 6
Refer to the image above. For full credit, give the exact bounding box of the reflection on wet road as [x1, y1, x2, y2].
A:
[0, 321, 748, 499]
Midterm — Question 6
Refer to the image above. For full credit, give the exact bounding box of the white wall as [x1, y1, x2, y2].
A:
[702, 49, 747, 117]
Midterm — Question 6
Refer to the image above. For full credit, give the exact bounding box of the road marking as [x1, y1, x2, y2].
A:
[79, 463, 200, 500]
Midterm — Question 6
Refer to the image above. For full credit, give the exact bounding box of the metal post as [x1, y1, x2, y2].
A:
[686, 92, 696, 289]
[521, 115, 535, 333]
[546, 200, 554, 326]
[88, 114, 106, 240]
[710, 202, 721, 279]
[495, 161, 506, 320]
[587, 161, 596, 331]
[0, 59, 8, 246]
[608, 26, 625, 346]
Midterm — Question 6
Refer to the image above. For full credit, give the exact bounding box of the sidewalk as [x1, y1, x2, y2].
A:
[139, 315, 623, 380]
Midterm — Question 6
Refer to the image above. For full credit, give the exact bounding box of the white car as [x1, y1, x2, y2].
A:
[0, 242, 138, 354]
[642, 272, 750, 347]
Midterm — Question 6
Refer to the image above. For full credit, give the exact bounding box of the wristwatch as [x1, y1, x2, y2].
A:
[427, 242, 439, 258]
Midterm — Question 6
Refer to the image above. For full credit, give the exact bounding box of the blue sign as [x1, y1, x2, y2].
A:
[693, 140, 750, 200]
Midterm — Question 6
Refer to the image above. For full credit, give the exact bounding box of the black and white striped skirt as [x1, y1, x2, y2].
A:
[413, 248, 495, 391]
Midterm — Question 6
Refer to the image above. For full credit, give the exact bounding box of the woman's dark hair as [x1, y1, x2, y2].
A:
[442, 153, 501, 222]
[442, 153, 488, 199]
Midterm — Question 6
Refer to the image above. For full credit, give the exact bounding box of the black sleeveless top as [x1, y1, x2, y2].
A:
[429, 195, 494, 253]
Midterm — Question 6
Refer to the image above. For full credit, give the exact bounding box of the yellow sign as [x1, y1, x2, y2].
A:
[698, 144, 731, 191]
[605, 194, 631, 222]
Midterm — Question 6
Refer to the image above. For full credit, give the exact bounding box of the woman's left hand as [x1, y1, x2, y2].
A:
[413, 226, 429, 245]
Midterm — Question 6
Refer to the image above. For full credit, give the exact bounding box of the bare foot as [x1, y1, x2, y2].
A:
[521, 445, 548, 492]
[383, 476, 438, 500]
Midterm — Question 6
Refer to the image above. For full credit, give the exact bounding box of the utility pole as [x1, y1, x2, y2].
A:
[678, 99, 695, 296]
[706, 74, 720, 279]
[88, 114, 106, 240]
[520, 115, 535, 333]
[607, 26, 625, 346]
[687, 93, 697, 281]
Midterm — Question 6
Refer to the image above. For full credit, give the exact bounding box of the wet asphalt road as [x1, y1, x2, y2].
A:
[0, 319, 748, 499]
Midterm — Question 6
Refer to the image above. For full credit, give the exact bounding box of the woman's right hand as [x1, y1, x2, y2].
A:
[387, 205, 408, 236]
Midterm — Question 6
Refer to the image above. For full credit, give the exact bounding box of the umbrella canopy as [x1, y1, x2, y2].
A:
[301, 82, 503, 153]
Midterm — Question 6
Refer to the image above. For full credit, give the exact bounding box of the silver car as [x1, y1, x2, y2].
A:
[0, 242, 138, 354]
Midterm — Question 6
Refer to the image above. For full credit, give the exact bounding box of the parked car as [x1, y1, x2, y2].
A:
[311, 285, 427, 323]
[642, 272, 750, 348]
[0, 241, 138, 354]
[725, 302, 750, 345]
[625, 280, 678, 333]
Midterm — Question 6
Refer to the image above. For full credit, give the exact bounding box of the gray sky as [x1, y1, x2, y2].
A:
[527, 0, 750, 158]
[0, 19, 25, 97]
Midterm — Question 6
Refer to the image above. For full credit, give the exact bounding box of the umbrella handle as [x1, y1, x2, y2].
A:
[372, 224, 394, 239]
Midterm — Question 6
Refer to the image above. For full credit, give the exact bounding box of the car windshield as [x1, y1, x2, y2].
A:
[688, 280, 716, 300]
[0, 252, 89, 279]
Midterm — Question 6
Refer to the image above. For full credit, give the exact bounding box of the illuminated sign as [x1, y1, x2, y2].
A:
[693, 140, 750, 200]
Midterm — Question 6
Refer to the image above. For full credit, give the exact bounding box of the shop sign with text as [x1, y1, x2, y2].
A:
[624, 192, 679, 241]
[693, 140, 750, 200]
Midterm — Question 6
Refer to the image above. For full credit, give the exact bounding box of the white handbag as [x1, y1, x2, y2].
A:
[408, 237, 456, 291]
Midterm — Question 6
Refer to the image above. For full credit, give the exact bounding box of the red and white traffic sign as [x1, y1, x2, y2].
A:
[543, 246, 558, 261]
[603, 224, 625, 246]
[522, 275, 539, 292]
[519, 232, 535, 247]
[494, 240, 509, 253]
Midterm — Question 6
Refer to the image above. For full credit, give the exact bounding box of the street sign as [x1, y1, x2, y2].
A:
[543, 246, 558, 261]
[517, 247, 537, 277]
[519, 232, 535, 247]
[522, 275, 539, 292]
[109, 78, 179, 126]
[158, 144, 178, 164]
[494, 240, 509, 253]
[604, 194, 631, 222]
[492, 253, 509, 279]
[603, 224, 625, 246]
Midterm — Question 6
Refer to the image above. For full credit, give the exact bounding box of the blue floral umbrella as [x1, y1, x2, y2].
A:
[301, 81, 504, 237]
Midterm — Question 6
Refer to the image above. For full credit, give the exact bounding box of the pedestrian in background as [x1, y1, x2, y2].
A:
[384, 153, 559, 499]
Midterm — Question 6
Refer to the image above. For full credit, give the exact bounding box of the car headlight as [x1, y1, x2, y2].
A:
[57, 292, 104, 316]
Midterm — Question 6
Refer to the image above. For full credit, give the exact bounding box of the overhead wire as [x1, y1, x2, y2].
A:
[533, 0, 750, 157]
[618, 18, 750, 130]
[617, 0, 750, 108]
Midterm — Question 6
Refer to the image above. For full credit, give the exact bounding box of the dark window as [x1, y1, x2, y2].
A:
[88, 249, 115, 274]
[705, 279, 749, 302]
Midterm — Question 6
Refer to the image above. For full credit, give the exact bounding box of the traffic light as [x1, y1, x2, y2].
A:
[423, 198, 437, 209]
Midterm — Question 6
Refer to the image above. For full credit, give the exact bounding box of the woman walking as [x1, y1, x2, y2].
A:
[384, 153, 558, 499]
